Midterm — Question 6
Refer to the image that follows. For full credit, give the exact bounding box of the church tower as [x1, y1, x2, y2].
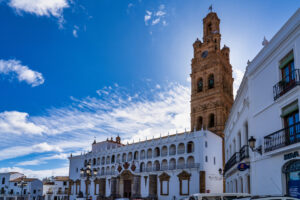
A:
[190, 11, 234, 137]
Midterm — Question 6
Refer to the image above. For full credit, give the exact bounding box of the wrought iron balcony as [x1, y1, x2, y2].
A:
[273, 69, 300, 100]
[239, 145, 249, 161]
[264, 122, 300, 152]
[139, 163, 200, 172]
[224, 152, 239, 173]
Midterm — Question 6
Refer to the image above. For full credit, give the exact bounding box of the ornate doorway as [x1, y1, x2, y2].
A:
[123, 180, 132, 198]
[119, 170, 133, 198]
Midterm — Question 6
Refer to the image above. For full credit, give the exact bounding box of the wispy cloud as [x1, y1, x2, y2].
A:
[17, 160, 45, 166]
[0, 59, 44, 86]
[232, 67, 245, 97]
[73, 25, 79, 38]
[0, 143, 62, 161]
[144, 4, 167, 27]
[0, 82, 190, 166]
[16, 153, 69, 166]
[0, 166, 68, 179]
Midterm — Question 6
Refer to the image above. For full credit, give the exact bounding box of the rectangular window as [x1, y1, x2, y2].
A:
[161, 181, 168, 195]
[280, 51, 294, 83]
[181, 180, 189, 195]
[214, 157, 216, 165]
[281, 101, 300, 144]
[205, 156, 208, 162]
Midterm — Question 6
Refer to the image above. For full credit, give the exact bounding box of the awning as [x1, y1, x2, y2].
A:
[281, 101, 299, 117]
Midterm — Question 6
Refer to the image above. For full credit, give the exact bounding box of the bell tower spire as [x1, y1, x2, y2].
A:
[203, 12, 221, 51]
[190, 11, 233, 137]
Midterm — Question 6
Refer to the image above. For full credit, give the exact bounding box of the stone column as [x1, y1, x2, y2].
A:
[110, 177, 117, 198]
[116, 177, 120, 198]
[132, 175, 141, 198]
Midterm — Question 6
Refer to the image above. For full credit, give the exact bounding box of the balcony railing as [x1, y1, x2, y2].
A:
[264, 122, 300, 152]
[273, 69, 300, 100]
[161, 152, 168, 157]
[146, 167, 152, 172]
[239, 145, 249, 161]
[139, 163, 200, 172]
[224, 152, 239, 173]
[161, 165, 168, 170]
[177, 149, 185, 154]
[169, 151, 176, 156]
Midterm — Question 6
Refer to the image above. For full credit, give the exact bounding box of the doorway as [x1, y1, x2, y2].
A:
[123, 180, 132, 198]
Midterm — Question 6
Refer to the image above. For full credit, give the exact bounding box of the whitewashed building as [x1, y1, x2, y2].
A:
[224, 8, 300, 199]
[0, 172, 43, 200]
[43, 176, 69, 200]
[69, 130, 223, 200]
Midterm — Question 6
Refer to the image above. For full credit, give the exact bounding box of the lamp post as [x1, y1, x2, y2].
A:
[248, 136, 262, 155]
[18, 178, 28, 200]
[80, 162, 98, 200]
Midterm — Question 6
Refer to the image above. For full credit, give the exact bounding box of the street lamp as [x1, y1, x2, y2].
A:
[80, 162, 98, 200]
[17, 178, 28, 200]
[218, 168, 223, 175]
[248, 136, 262, 155]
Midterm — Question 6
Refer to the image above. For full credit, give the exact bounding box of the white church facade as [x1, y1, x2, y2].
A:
[68, 130, 223, 200]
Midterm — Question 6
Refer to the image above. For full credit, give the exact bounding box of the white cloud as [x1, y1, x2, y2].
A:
[155, 10, 166, 17]
[8, 0, 69, 17]
[144, 10, 152, 25]
[17, 160, 45, 166]
[16, 153, 69, 166]
[152, 18, 160, 25]
[73, 25, 79, 38]
[0, 82, 190, 164]
[0, 59, 44, 86]
[72, 29, 78, 38]
[144, 4, 167, 27]
[0, 142, 63, 161]
[233, 67, 245, 97]
[0, 111, 46, 135]
[0, 166, 68, 179]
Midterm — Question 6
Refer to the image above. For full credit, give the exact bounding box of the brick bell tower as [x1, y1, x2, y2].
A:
[190, 11, 234, 137]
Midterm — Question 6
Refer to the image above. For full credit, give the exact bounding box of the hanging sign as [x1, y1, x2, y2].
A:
[237, 163, 249, 171]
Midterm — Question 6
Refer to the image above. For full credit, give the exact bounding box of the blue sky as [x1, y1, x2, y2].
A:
[0, 0, 299, 178]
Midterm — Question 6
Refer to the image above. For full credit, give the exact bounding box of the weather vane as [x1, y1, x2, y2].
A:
[209, 5, 213, 12]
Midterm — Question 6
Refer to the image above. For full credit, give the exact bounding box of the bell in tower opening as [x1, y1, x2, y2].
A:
[190, 10, 234, 138]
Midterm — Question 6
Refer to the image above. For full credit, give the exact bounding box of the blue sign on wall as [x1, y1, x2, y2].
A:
[237, 163, 249, 171]
[288, 180, 300, 199]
